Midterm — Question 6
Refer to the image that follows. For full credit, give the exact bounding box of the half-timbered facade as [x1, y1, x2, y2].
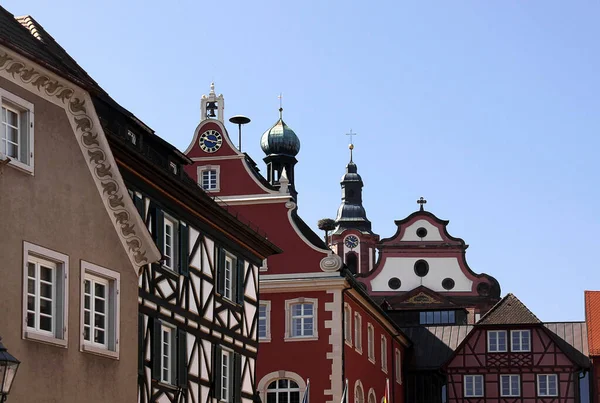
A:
[444, 294, 589, 402]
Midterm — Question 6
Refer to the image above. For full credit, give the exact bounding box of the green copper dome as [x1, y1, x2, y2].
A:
[260, 112, 301, 157]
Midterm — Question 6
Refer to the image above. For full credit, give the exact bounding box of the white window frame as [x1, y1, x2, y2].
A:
[344, 303, 352, 346]
[163, 215, 178, 271]
[381, 335, 388, 373]
[1, 88, 34, 174]
[367, 323, 375, 363]
[511, 329, 531, 352]
[284, 298, 318, 341]
[395, 348, 402, 384]
[354, 380, 364, 403]
[266, 378, 301, 403]
[220, 348, 232, 402]
[223, 254, 235, 301]
[354, 312, 363, 353]
[22, 242, 68, 347]
[500, 374, 521, 397]
[198, 165, 220, 192]
[368, 389, 376, 403]
[488, 330, 507, 352]
[160, 323, 176, 385]
[537, 374, 558, 396]
[464, 375, 484, 397]
[259, 301, 271, 342]
[80, 261, 120, 359]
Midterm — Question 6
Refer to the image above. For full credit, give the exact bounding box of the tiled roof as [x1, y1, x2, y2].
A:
[401, 325, 473, 370]
[585, 290, 600, 356]
[477, 293, 541, 325]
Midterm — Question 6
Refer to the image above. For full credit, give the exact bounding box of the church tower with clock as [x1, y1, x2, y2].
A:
[330, 144, 380, 274]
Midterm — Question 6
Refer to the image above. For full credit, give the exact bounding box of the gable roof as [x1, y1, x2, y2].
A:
[477, 293, 541, 325]
[585, 290, 600, 356]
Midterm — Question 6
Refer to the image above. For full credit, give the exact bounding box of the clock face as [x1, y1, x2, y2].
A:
[199, 129, 223, 153]
[344, 235, 359, 249]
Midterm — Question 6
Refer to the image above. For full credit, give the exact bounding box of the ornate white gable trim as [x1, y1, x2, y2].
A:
[0, 47, 161, 272]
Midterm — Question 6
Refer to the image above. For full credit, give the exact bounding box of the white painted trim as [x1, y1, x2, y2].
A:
[367, 323, 375, 363]
[190, 154, 244, 162]
[487, 330, 508, 352]
[510, 329, 531, 352]
[354, 312, 363, 354]
[80, 260, 121, 358]
[463, 374, 483, 397]
[354, 380, 365, 403]
[395, 348, 402, 385]
[344, 303, 352, 347]
[260, 277, 347, 293]
[257, 370, 307, 403]
[368, 388, 377, 403]
[0, 87, 34, 174]
[197, 164, 221, 192]
[216, 193, 291, 206]
[259, 300, 271, 342]
[324, 289, 343, 403]
[537, 374, 559, 397]
[284, 297, 318, 340]
[262, 272, 341, 280]
[22, 241, 69, 347]
[381, 335, 388, 373]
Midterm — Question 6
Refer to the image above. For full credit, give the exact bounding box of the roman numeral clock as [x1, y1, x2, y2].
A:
[199, 129, 223, 153]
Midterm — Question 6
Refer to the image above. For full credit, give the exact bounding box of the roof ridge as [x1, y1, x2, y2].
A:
[477, 293, 541, 325]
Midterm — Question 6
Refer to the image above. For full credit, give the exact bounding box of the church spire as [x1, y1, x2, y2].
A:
[333, 141, 373, 235]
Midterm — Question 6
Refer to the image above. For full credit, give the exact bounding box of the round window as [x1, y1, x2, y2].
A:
[414, 260, 429, 277]
[416, 227, 428, 238]
[388, 277, 401, 290]
[442, 278, 455, 290]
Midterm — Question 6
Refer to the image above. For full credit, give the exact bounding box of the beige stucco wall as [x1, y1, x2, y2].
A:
[0, 77, 138, 402]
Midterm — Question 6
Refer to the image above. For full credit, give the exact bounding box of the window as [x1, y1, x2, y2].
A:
[259, 301, 271, 341]
[367, 324, 375, 362]
[163, 216, 177, 270]
[488, 330, 507, 352]
[511, 330, 531, 352]
[395, 349, 402, 384]
[22, 242, 68, 346]
[1, 88, 34, 173]
[127, 130, 137, 145]
[354, 313, 362, 352]
[284, 298, 318, 340]
[217, 248, 243, 304]
[198, 165, 220, 192]
[368, 389, 376, 403]
[80, 261, 120, 357]
[152, 320, 187, 387]
[215, 346, 240, 402]
[354, 382, 364, 403]
[344, 303, 352, 345]
[500, 374, 520, 397]
[538, 374, 558, 396]
[266, 379, 300, 403]
[169, 161, 178, 174]
[464, 375, 483, 397]
[381, 336, 387, 372]
[419, 310, 456, 325]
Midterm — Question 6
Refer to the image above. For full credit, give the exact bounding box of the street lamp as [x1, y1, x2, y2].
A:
[0, 338, 20, 402]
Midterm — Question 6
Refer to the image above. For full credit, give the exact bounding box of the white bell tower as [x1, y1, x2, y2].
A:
[201, 82, 224, 122]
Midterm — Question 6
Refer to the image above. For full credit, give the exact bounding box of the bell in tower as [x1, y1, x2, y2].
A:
[200, 83, 224, 122]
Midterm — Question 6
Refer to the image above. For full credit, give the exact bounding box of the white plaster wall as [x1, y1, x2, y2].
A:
[370, 257, 473, 292]
[400, 219, 443, 241]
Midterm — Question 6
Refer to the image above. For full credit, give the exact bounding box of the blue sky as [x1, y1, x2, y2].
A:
[5, 0, 599, 321]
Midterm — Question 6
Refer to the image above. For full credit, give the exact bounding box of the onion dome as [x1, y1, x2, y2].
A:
[260, 108, 301, 157]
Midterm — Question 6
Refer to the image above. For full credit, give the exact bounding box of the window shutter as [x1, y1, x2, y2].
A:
[216, 246, 225, 296]
[177, 329, 187, 388]
[134, 194, 145, 220]
[138, 313, 145, 375]
[233, 353, 242, 403]
[179, 224, 189, 276]
[152, 318, 161, 381]
[151, 206, 165, 254]
[236, 258, 245, 304]
[213, 345, 222, 399]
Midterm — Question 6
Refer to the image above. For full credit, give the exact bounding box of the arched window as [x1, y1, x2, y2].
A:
[354, 381, 365, 403]
[368, 389, 377, 403]
[346, 252, 358, 274]
[267, 379, 300, 403]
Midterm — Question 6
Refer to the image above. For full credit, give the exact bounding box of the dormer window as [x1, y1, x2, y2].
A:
[169, 161, 178, 174]
[127, 130, 137, 145]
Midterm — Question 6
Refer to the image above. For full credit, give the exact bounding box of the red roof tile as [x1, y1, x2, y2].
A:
[585, 291, 600, 356]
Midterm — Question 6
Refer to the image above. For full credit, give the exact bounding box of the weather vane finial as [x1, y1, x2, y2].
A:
[417, 197, 427, 211]
[346, 129, 357, 162]
[278, 93, 283, 119]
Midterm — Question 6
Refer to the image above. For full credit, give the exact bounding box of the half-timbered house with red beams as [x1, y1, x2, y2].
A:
[183, 91, 412, 403]
[444, 293, 589, 402]
[6, 8, 282, 403]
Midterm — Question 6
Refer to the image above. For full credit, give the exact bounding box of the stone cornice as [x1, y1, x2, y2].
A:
[0, 46, 161, 273]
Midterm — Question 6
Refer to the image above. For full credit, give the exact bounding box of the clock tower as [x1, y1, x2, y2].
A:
[330, 144, 379, 274]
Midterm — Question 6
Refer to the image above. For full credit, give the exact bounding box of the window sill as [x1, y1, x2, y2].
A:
[259, 337, 271, 343]
[355, 347, 363, 355]
[284, 335, 319, 342]
[24, 331, 67, 348]
[345, 340, 352, 348]
[488, 350, 508, 353]
[154, 380, 180, 391]
[382, 368, 388, 374]
[81, 343, 119, 359]
[368, 357, 376, 365]
[511, 349, 531, 353]
[6, 159, 34, 176]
